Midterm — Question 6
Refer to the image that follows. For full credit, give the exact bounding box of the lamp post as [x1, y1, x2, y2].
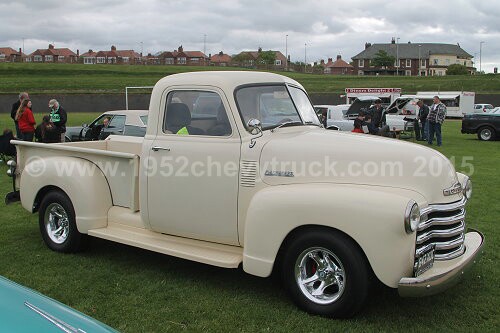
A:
[418, 44, 422, 76]
[479, 41, 485, 74]
[285, 34, 288, 71]
[396, 37, 400, 76]
[203, 34, 207, 65]
[304, 43, 307, 73]
[22, 37, 25, 62]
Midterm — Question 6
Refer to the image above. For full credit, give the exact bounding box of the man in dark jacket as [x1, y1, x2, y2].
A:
[368, 99, 385, 128]
[48, 99, 67, 142]
[415, 99, 430, 141]
[11, 92, 29, 139]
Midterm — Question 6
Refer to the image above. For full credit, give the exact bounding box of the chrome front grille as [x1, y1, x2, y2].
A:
[416, 197, 467, 260]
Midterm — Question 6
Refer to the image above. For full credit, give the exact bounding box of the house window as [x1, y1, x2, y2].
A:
[445, 59, 450, 65]
[433, 59, 439, 65]
[405, 70, 411, 76]
[359, 59, 364, 67]
[84, 57, 95, 64]
[45, 55, 53, 62]
[25, 57, 32, 62]
[34, 55, 42, 62]
[275, 59, 282, 66]
[97, 57, 106, 64]
[0, 54, 5, 60]
[178, 57, 187, 64]
[394, 59, 400, 67]
[122, 57, 129, 63]
[165, 58, 174, 65]
[190, 57, 199, 62]
[420, 59, 426, 67]
[406, 59, 411, 67]
[58, 56, 64, 62]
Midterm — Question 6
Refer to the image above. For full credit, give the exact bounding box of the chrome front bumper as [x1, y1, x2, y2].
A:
[398, 229, 484, 297]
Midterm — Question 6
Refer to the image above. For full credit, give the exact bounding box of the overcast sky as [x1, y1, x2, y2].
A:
[0, 0, 499, 72]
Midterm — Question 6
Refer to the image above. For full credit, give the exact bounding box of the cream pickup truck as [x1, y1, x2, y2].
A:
[6, 72, 483, 318]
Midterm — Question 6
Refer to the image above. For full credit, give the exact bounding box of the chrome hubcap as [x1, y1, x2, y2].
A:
[295, 247, 346, 304]
[480, 129, 491, 140]
[44, 203, 70, 244]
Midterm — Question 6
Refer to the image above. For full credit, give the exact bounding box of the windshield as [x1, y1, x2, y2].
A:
[235, 85, 320, 130]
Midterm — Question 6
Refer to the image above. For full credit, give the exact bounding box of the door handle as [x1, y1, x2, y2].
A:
[151, 146, 171, 152]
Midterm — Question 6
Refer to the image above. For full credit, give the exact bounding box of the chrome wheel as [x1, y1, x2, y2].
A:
[479, 128, 492, 141]
[295, 247, 346, 305]
[44, 203, 70, 244]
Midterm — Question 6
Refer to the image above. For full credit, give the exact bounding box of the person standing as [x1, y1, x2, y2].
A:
[415, 100, 429, 141]
[48, 99, 67, 142]
[427, 96, 446, 146]
[15, 99, 36, 141]
[11, 92, 30, 139]
[368, 99, 385, 128]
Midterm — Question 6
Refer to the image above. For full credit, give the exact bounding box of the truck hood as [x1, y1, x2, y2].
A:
[260, 128, 460, 204]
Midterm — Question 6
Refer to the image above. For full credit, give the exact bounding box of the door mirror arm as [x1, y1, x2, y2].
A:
[247, 119, 263, 148]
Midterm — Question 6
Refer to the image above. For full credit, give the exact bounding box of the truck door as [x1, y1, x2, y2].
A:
[146, 89, 241, 246]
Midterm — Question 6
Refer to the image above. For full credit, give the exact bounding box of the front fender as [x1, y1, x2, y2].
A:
[242, 183, 426, 288]
[20, 156, 113, 233]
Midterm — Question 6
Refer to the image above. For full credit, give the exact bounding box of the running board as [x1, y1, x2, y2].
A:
[88, 223, 243, 268]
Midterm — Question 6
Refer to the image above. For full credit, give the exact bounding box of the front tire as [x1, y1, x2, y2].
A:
[281, 230, 370, 318]
[477, 126, 495, 141]
[39, 191, 87, 253]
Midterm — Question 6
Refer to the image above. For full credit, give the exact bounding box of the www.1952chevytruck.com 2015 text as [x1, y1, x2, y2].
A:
[6, 71, 483, 318]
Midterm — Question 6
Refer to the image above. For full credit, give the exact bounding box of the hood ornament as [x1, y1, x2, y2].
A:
[443, 182, 462, 196]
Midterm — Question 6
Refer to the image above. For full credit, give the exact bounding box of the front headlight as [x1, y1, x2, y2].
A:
[463, 178, 472, 200]
[405, 200, 421, 234]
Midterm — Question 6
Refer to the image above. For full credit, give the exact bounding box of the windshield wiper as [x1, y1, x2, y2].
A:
[270, 120, 303, 132]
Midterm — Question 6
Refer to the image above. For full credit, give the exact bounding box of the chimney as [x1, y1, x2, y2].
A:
[111, 45, 116, 51]
[258, 47, 262, 53]
[19, 48, 22, 54]
[89, 49, 92, 53]
[48, 44, 54, 49]
[77, 49, 79, 56]
[408, 41, 411, 44]
[365, 42, 371, 49]
[178, 45, 183, 52]
[320, 59, 325, 65]
[219, 51, 223, 56]
[337, 55, 341, 60]
[391, 37, 395, 44]
[328, 58, 333, 63]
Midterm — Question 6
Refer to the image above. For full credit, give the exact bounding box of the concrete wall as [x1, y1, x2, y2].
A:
[0, 93, 498, 114]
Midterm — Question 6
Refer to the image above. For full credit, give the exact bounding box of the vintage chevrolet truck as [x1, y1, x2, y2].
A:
[6, 72, 483, 318]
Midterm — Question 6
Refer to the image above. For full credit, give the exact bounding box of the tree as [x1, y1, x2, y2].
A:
[371, 50, 395, 67]
[447, 64, 469, 75]
[257, 50, 276, 65]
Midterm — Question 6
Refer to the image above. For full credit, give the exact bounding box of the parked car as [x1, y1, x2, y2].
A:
[474, 103, 494, 113]
[65, 110, 148, 142]
[0, 275, 117, 332]
[7, 71, 483, 318]
[315, 97, 382, 131]
[461, 111, 500, 141]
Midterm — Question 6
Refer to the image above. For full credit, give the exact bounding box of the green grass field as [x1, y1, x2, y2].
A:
[1, 63, 500, 94]
[0, 114, 498, 332]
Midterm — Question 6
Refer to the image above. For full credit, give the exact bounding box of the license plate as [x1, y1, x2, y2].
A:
[414, 245, 435, 277]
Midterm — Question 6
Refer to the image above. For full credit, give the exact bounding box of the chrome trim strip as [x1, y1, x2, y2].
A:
[415, 234, 465, 257]
[417, 210, 465, 231]
[24, 301, 84, 333]
[435, 243, 465, 260]
[416, 220, 465, 244]
[420, 196, 467, 215]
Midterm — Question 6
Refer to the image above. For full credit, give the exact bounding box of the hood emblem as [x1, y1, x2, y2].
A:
[265, 170, 294, 177]
[443, 182, 462, 196]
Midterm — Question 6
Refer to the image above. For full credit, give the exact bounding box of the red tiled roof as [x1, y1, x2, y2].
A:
[29, 47, 76, 57]
[0, 47, 23, 56]
[81, 51, 97, 57]
[325, 58, 353, 68]
[211, 53, 232, 63]
[184, 51, 207, 58]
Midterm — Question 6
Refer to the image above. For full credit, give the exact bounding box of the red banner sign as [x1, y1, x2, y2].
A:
[345, 88, 402, 94]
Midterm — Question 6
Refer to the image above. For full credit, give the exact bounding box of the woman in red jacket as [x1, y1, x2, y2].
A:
[15, 99, 36, 141]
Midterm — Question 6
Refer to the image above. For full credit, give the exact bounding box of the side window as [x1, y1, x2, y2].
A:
[108, 115, 126, 129]
[163, 91, 231, 137]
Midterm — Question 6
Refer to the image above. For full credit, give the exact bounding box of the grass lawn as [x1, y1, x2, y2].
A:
[0, 114, 498, 332]
[1, 63, 500, 94]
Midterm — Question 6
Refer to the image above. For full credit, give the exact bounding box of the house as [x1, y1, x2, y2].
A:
[144, 53, 161, 65]
[0, 47, 24, 62]
[159, 46, 208, 66]
[321, 55, 354, 75]
[26, 44, 78, 63]
[352, 39, 475, 76]
[94, 46, 141, 65]
[210, 51, 232, 66]
[80, 49, 97, 64]
[233, 48, 287, 68]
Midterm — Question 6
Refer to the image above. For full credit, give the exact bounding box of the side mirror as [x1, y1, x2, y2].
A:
[247, 118, 262, 135]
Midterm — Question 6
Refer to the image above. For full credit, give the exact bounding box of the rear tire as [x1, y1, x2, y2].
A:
[39, 191, 87, 253]
[477, 126, 495, 141]
[281, 229, 370, 318]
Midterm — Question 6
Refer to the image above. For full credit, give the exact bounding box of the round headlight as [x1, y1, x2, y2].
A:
[463, 178, 472, 200]
[404, 201, 421, 234]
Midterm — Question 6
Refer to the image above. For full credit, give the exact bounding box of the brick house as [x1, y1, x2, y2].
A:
[27, 44, 78, 63]
[159, 46, 208, 66]
[210, 51, 232, 66]
[321, 55, 354, 75]
[0, 47, 24, 62]
[80, 49, 97, 64]
[94, 46, 141, 65]
[233, 48, 287, 69]
[352, 40, 475, 76]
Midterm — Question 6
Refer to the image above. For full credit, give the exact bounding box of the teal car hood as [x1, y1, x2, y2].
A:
[0, 276, 117, 333]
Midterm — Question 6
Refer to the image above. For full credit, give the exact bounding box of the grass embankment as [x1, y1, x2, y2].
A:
[1, 63, 499, 94]
[0, 113, 498, 332]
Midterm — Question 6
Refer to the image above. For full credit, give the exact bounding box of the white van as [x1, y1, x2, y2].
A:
[416, 92, 475, 118]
